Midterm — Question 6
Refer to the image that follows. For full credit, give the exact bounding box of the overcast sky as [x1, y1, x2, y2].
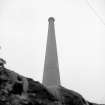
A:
[0, 0, 105, 103]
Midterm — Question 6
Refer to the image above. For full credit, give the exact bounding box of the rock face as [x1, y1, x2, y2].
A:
[0, 66, 57, 105]
[0, 58, 104, 105]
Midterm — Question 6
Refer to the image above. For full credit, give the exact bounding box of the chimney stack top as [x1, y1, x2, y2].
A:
[48, 17, 55, 22]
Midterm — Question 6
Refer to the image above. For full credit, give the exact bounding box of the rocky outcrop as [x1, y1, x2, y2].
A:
[0, 67, 57, 105]
[0, 58, 104, 105]
[88, 102, 105, 105]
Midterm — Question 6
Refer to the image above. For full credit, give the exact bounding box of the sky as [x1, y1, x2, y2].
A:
[0, 0, 105, 103]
